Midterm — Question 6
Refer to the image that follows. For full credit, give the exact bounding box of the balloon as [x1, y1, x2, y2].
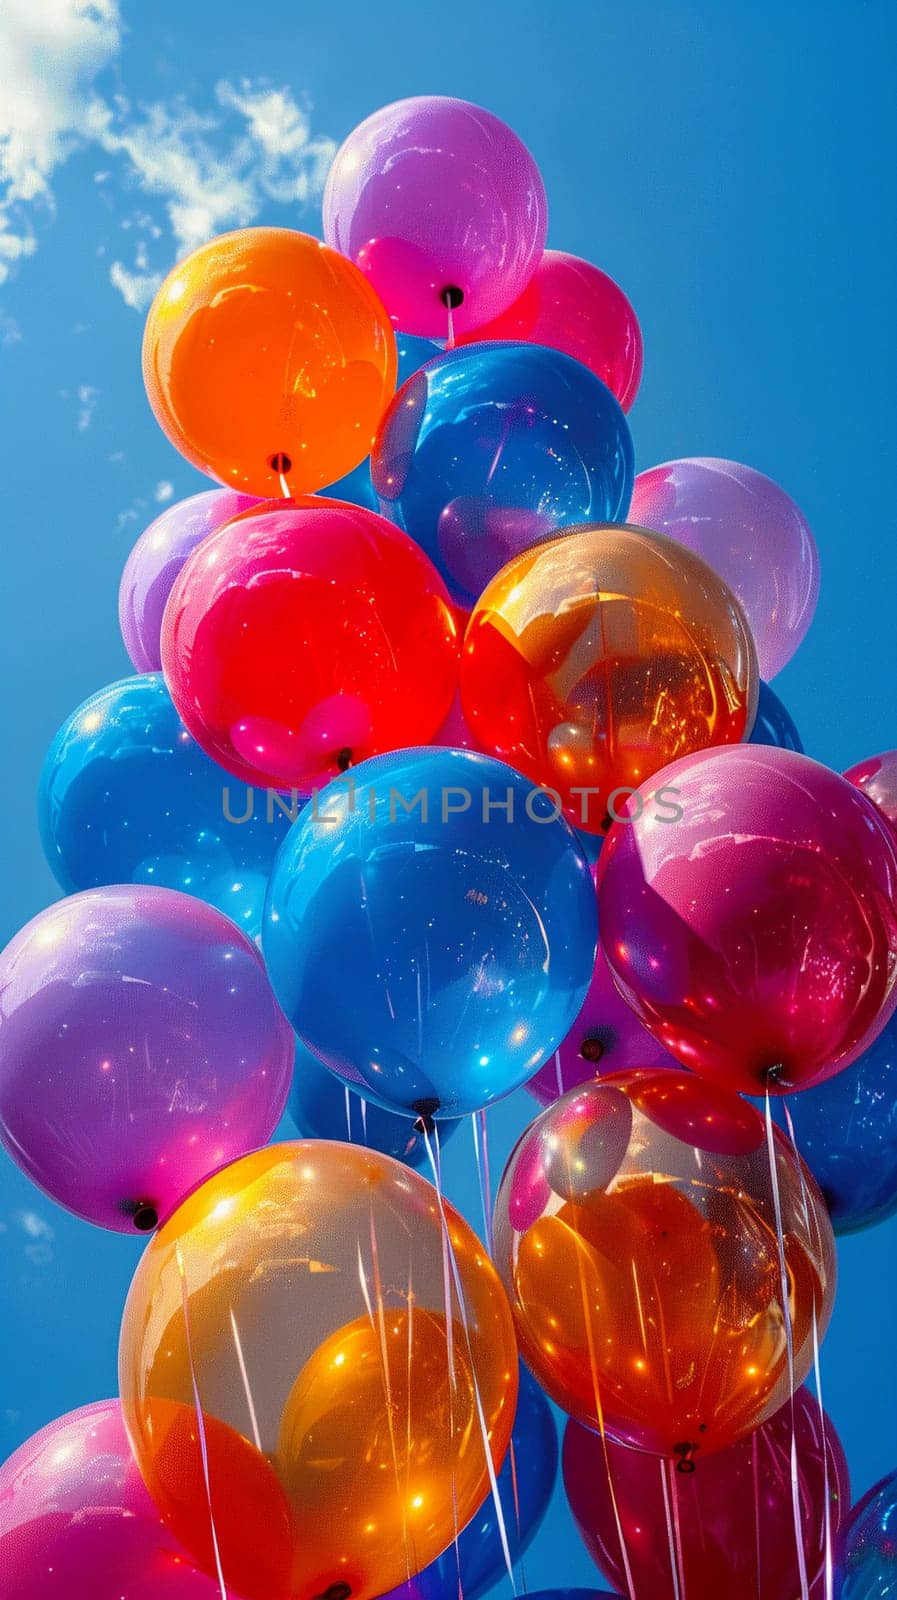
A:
[0, 885, 293, 1232]
[459, 250, 643, 411]
[845, 749, 897, 839]
[564, 1388, 849, 1600]
[461, 524, 757, 832]
[324, 335, 442, 510]
[493, 1071, 836, 1460]
[142, 228, 397, 498]
[597, 745, 897, 1094]
[323, 96, 547, 337]
[836, 1468, 897, 1598]
[433, 692, 480, 750]
[119, 490, 259, 673]
[288, 1040, 459, 1168]
[263, 747, 597, 1119]
[0, 1401, 229, 1599]
[119, 1141, 519, 1600]
[629, 458, 819, 680]
[750, 679, 804, 751]
[38, 674, 297, 937]
[372, 344, 634, 607]
[161, 500, 459, 791]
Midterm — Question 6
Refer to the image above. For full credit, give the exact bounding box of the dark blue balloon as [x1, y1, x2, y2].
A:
[372, 341, 634, 605]
[263, 747, 598, 1118]
[748, 680, 804, 751]
[323, 334, 442, 509]
[836, 1468, 897, 1598]
[288, 1039, 458, 1167]
[39, 674, 298, 936]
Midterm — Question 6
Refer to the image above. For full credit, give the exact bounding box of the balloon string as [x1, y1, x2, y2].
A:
[175, 1244, 229, 1600]
[228, 1308, 262, 1451]
[659, 1457, 683, 1600]
[470, 1110, 494, 1254]
[752, 1428, 763, 1598]
[446, 300, 456, 349]
[507, 1436, 528, 1593]
[764, 1090, 810, 1600]
[356, 1227, 412, 1583]
[279, 472, 290, 499]
[553, 1049, 564, 1099]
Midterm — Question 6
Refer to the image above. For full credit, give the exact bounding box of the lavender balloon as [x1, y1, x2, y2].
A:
[0, 885, 293, 1232]
[119, 490, 258, 672]
[0, 1401, 229, 1599]
[629, 458, 819, 680]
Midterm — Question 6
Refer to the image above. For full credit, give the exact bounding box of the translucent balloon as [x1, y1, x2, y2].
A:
[461, 524, 757, 832]
[119, 1141, 519, 1600]
[119, 490, 259, 673]
[845, 749, 897, 839]
[597, 746, 897, 1094]
[263, 747, 598, 1119]
[750, 679, 803, 751]
[323, 96, 547, 337]
[143, 228, 397, 497]
[0, 1401, 225, 1599]
[0, 886, 293, 1232]
[564, 1389, 849, 1600]
[323, 335, 442, 510]
[493, 1072, 836, 1460]
[39, 674, 296, 937]
[288, 1040, 459, 1169]
[161, 500, 459, 792]
[459, 250, 643, 410]
[836, 1468, 897, 1599]
[372, 344, 634, 607]
[629, 458, 819, 680]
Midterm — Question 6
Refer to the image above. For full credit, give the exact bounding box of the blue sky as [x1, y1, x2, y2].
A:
[1, 0, 896, 1585]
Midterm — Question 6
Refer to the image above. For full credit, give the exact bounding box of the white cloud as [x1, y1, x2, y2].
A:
[109, 258, 161, 311]
[155, 479, 174, 503]
[77, 382, 98, 430]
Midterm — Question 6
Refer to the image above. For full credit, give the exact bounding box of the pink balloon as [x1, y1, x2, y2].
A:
[324, 96, 547, 337]
[459, 250, 643, 411]
[0, 1401, 235, 1598]
[629, 458, 819, 680]
[563, 1389, 849, 1600]
[844, 749, 897, 839]
[597, 745, 897, 1096]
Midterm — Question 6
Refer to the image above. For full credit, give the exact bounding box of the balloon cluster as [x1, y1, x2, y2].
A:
[2, 91, 897, 1600]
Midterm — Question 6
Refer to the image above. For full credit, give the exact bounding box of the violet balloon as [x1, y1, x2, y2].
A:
[629, 457, 819, 680]
[0, 1401, 231, 1599]
[324, 96, 547, 337]
[0, 885, 293, 1232]
[597, 746, 897, 1095]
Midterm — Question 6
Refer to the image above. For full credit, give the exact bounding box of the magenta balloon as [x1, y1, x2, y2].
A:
[0, 1401, 231, 1599]
[119, 490, 259, 672]
[629, 458, 819, 680]
[323, 96, 548, 337]
[597, 746, 897, 1095]
[0, 885, 293, 1232]
[844, 749, 897, 839]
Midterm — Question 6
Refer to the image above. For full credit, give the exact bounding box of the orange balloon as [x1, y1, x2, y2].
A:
[119, 1142, 517, 1600]
[493, 1072, 835, 1464]
[459, 524, 758, 833]
[143, 228, 397, 498]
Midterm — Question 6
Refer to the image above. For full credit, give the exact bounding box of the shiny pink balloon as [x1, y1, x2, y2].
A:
[459, 250, 643, 411]
[563, 1389, 849, 1600]
[629, 458, 819, 680]
[0, 1401, 234, 1598]
[844, 749, 897, 840]
[597, 745, 897, 1095]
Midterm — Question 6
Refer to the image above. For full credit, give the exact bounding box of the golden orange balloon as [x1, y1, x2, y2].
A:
[459, 524, 758, 833]
[119, 1142, 517, 1600]
[143, 228, 397, 498]
[493, 1071, 835, 1464]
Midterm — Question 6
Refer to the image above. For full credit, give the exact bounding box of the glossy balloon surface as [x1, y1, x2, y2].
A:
[0, 886, 293, 1231]
[143, 228, 396, 497]
[597, 746, 897, 1093]
[324, 96, 547, 337]
[836, 1469, 897, 1599]
[372, 344, 634, 606]
[461, 524, 757, 831]
[845, 749, 897, 839]
[161, 501, 459, 791]
[493, 1072, 836, 1459]
[119, 1141, 518, 1600]
[288, 1040, 458, 1168]
[749, 679, 804, 751]
[323, 335, 442, 509]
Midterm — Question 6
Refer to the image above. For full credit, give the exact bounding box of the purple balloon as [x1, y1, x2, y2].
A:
[119, 490, 258, 672]
[0, 1401, 231, 1599]
[0, 885, 293, 1233]
[629, 458, 819, 680]
[323, 96, 548, 337]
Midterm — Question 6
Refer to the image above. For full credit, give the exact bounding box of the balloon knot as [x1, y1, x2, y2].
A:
[579, 1037, 605, 1064]
[441, 285, 464, 310]
[412, 1097, 440, 1135]
[131, 1202, 159, 1233]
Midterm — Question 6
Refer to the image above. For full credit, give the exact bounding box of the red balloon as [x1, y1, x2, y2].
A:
[458, 250, 643, 411]
[161, 499, 459, 790]
[844, 749, 897, 840]
[597, 746, 897, 1094]
[563, 1390, 849, 1600]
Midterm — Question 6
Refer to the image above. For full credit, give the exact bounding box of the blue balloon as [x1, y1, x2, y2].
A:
[748, 680, 804, 751]
[323, 334, 442, 509]
[836, 1468, 897, 1598]
[288, 1039, 459, 1167]
[371, 341, 634, 605]
[39, 673, 298, 936]
[263, 747, 597, 1118]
